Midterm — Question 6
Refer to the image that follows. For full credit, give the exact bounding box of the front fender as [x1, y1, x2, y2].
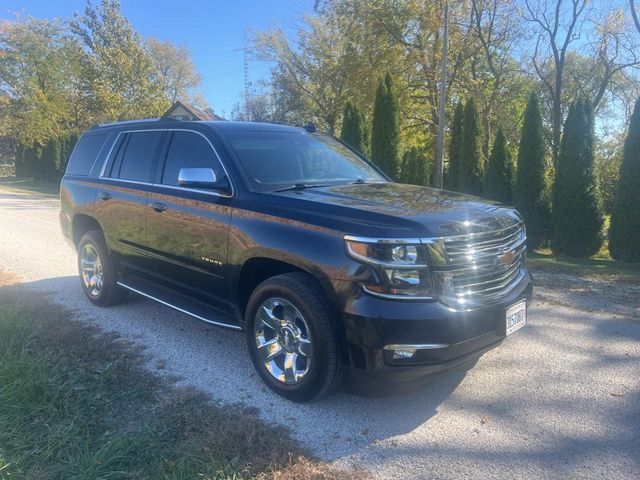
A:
[227, 208, 351, 309]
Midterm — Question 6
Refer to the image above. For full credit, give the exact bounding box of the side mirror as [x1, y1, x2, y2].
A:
[178, 168, 218, 189]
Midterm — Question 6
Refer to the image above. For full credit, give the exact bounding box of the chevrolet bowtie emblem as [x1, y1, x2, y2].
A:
[496, 248, 516, 267]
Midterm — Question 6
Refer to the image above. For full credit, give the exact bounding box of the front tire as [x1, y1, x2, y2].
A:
[245, 273, 341, 402]
[77, 230, 125, 307]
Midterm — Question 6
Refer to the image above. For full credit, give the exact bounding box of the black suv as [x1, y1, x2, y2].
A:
[60, 119, 532, 402]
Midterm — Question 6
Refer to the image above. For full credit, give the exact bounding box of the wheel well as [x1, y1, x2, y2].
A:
[238, 258, 306, 316]
[72, 214, 102, 248]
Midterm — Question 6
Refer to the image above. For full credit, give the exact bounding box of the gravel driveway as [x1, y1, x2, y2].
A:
[1, 187, 638, 479]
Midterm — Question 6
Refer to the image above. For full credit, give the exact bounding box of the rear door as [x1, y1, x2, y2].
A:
[145, 130, 233, 310]
[94, 129, 165, 272]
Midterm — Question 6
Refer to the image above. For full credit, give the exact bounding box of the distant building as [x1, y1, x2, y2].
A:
[162, 100, 223, 121]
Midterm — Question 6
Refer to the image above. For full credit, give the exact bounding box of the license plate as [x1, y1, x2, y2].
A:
[505, 301, 527, 336]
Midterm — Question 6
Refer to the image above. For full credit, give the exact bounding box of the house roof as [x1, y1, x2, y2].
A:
[162, 100, 223, 121]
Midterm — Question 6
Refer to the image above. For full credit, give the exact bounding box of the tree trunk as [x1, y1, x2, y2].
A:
[552, 67, 563, 166]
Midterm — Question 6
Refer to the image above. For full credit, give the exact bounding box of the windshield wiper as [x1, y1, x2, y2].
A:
[349, 178, 368, 184]
[273, 183, 330, 193]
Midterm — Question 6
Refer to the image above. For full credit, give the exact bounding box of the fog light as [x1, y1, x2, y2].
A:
[392, 348, 417, 360]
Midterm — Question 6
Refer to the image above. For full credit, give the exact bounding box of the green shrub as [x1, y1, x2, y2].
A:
[459, 98, 484, 195]
[609, 99, 640, 262]
[371, 73, 400, 179]
[340, 100, 368, 155]
[483, 127, 514, 204]
[400, 147, 430, 185]
[514, 92, 551, 249]
[446, 101, 464, 191]
[551, 97, 604, 257]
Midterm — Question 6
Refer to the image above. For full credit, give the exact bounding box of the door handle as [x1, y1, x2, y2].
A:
[149, 202, 168, 212]
[98, 191, 112, 200]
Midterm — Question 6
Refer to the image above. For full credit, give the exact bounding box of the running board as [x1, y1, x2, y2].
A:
[117, 280, 242, 331]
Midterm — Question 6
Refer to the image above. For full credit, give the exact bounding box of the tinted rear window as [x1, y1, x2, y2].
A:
[117, 131, 163, 182]
[65, 133, 109, 176]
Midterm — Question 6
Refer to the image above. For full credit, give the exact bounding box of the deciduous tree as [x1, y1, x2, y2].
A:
[146, 38, 202, 103]
[70, 0, 169, 123]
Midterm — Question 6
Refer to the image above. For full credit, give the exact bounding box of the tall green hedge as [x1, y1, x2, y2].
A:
[459, 98, 484, 195]
[14, 131, 78, 182]
[446, 100, 464, 191]
[609, 99, 640, 262]
[371, 73, 400, 179]
[514, 93, 550, 249]
[340, 100, 368, 155]
[551, 97, 603, 257]
[483, 127, 514, 204]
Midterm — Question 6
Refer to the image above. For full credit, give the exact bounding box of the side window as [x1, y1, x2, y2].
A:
[66, 133, 109, 176]
[161, 131, 226, 186]
[116, 131, 163, 182]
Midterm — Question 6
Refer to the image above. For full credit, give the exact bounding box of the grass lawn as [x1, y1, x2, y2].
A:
[0, 276, 362, 480]
[0, 177, 60, 197]
[528, 250, 640, 284]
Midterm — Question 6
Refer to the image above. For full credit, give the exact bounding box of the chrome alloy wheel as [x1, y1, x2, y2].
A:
[80, 243, 103, 297]
[253, 297, 313, 385]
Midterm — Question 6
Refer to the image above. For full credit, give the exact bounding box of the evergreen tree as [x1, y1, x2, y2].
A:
[552, 97, 603, 257]
[371, 73, 400, 179]
[340, 100, 368, 154]
[400, 147, 429, 185]
[447, 100, 464, 191]
[459, 98, 484, 194]
[57, 131, 79, 178]
[514, 92, 550, 249]
[483, 127, 514, 204]
[40, 137, 61, 181]
[609, 98, 640, 262]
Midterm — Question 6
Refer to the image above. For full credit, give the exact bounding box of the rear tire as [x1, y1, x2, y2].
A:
[77, 230, 125, 307]
[245, 272, 341, 402]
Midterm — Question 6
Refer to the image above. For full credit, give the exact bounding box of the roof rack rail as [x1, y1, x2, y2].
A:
[95, 118, 160, 128]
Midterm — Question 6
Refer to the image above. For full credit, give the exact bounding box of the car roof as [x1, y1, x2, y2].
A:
[206, 121, 304, 134]
[88, 119, 307, 135]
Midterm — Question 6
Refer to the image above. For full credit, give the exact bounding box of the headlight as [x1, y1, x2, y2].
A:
[344, 236, 435, 299]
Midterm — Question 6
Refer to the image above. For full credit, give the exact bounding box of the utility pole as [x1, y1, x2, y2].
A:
[434, 1, 449, 189]
[244, 30, 251, 121]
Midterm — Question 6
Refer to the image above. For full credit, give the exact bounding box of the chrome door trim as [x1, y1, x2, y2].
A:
[98, 128, 236, 199]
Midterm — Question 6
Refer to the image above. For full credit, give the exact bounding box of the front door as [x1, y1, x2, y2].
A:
[145, 130, 233, 311]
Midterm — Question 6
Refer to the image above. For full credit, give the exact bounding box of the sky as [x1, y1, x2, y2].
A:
[0, 0, 314, 117]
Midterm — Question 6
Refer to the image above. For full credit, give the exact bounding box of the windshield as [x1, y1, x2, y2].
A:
[223, 130, 387, 192]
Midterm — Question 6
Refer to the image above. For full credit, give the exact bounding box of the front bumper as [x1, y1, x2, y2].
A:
[336, 270, 533, 396]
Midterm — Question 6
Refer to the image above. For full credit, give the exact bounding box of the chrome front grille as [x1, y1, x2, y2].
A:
[426, 219, 527, 307]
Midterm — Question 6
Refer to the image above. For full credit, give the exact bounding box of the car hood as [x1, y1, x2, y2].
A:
[270, 182, 522, 238]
